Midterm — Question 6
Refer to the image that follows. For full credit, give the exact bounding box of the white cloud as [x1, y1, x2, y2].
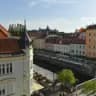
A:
[28, 1, 38, 7]
[80, 17, 96, 23]
[28, 0, 78, 7]
[40, 0, 77, 4]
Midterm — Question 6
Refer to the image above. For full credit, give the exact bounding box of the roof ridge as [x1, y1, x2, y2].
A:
[0, 24, 8, 36]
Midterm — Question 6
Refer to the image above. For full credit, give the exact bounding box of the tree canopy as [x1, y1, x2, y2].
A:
[81, 79, 96, 95]
[57, 69, 76, 86]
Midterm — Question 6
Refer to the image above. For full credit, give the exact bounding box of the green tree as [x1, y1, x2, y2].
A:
[8, 24, 26, 36]
[81, 80, 96, 95]
[57, 69, 76, 94]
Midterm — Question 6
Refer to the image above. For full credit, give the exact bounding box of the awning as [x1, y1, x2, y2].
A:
[32, 80, 44, 91]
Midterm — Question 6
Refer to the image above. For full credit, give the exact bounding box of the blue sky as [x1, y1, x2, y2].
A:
[0, 0, 96, 32]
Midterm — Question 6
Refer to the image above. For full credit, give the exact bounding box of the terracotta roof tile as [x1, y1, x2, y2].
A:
[0, 39, 21, 53]
[71, 38, 85, 44]
[0, 24, 9, 38]
[46, 36, 85, 45]
[87, 24, 96, 30]
[28, 31, 46, 38]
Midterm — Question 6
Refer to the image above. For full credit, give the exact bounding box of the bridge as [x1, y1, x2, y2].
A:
[75, 78, 96, 96]
[34, 50, 96, 82]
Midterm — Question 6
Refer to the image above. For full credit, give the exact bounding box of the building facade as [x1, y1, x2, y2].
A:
[86, 25, 96, 58]
[70, 39, 85, 57]
[54, 39, 70, 54]
[28, 31, 46, 49]
[70, 44, 85, 56]
[32, 38, 45, 49]
[0, 37, 33, 96]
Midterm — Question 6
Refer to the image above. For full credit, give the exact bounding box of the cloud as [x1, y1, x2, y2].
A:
[29, 1, 38, 7]
[80, 17, 96, 22]
[40, 0, 77, 4]
[28, 0, 78, 7]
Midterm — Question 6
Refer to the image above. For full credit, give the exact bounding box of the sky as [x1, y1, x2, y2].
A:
[0, 0, 96, 32]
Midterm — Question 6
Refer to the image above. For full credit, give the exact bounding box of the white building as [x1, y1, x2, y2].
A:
[45, 37, 70, 54]
[54, 39, 70, 54]
[45, 33, 86, 57]
[70, 39, 85, 56]
[27, 31, 46, 50]
[0, 36, 33, 96]
[45, 37, 57, 51]
[45, 43, 55, 51]
[32, 38, 45, 49]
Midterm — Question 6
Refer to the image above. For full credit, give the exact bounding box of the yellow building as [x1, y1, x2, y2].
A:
[86, 25, 96, 58]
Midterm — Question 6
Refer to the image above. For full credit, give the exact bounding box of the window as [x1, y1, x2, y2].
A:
[7, 64, 9, 74]
[2, 64, 5, 74]
[0, 65, 1, 75]
[89, 33, 91, 36]
[2, 89, 5, 95]
[0, 90, 1, 95]
[93, 45, 95, 49]
[71, 50, 74, 53]
[0, 63, 12, 76]
[0, 89, 5, 95]
[80, 51, 81, 54]
[10, 63, 12, 73]
[76, 50, 78, 53]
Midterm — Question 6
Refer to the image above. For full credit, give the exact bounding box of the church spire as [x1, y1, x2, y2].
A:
[24, 19, 26, 32]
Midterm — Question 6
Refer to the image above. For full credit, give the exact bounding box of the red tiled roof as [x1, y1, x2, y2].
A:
[46, 37, 72, 44]
[28, 31, 46, 38]
[87, 24, 96, 30]
[0, 39, 21, 53]
[45, 37, 59, 44]
[61, 38, 72, 44]
[71, 38, 85, 44]
[0, 24, 9, 38]
[46, 36, 85, 45]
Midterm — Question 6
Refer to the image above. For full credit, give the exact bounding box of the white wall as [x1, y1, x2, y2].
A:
[0, 46, 33, 96]
[45, 42, 85, 56]
[45, 43, 55, 51]
[54, 44, 69, 54]
[70, 44, 85, 56]
[33, 39, 45, 49]
[0, 56, 26, 96]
